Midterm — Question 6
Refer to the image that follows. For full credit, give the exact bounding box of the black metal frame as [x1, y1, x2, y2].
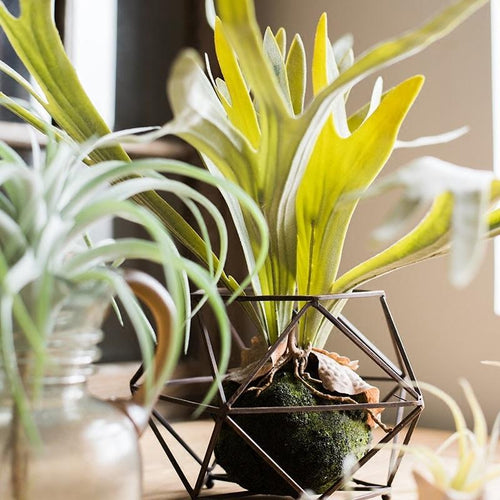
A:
[131, 290, 423, 499]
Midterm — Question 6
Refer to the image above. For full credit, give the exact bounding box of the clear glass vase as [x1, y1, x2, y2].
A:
[0, 272, 172, 500]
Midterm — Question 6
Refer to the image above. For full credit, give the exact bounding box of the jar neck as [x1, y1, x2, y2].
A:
[1, 328, 103, 395]
[1, 286, 110, 398]
[39, 328, 103, 386]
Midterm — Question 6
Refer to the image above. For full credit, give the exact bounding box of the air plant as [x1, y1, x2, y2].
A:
[337, 381, 500, 499]
[397, 381, 500, 499]
[0, 132, 267, 438]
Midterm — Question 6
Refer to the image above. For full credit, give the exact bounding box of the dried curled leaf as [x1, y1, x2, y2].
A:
[227, 335, 287, 383]
[311, 349, 381, 428]
[312, 347, 359, 370]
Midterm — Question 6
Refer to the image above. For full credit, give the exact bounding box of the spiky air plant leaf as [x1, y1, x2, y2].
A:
[161, 0, 496, 348]
[0, 134, 267, 436]
[0, 0, 250, 299]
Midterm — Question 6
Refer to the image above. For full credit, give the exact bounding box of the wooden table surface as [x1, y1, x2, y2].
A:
[88, 363, 497, 499]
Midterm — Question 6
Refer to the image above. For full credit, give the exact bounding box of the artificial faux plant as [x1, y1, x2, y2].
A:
[0, 0, 498, 403]
[0, 0, 497, 342]
[159, 0, 500, 351]
[0, 0, 499, 496]
[0, 131, 267, 436]
[0, 132, 266, 499]
[393, 381, 500, 499]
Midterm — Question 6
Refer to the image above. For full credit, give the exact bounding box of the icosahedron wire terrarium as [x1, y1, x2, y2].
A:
[127, 0, 499, 497]
[132, 290, 422, 499]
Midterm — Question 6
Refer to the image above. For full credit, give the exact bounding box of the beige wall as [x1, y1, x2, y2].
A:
[256, 1, 497, 430]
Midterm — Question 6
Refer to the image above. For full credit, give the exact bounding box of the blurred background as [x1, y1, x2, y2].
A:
[0, 0, 496, 431]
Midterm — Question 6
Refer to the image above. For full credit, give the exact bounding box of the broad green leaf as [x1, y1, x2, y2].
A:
[297, 76, 423, 295]
[366, 157, 494, 288]
[312, 13, 350, 139]
[330, 177, 500, 297]
[0, 0, 124, 163]
[312, 13, 331, 96]
[296, 76, 422, 345]
[302, 0, 488, 155]
[331, 194, 453, 295]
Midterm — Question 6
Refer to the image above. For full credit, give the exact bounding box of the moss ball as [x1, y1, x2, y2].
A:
[214, 368, 372, 496]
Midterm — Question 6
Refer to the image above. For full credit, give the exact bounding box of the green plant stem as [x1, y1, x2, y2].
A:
[10, 360, 29, 500]
[11, 402, 28, 500]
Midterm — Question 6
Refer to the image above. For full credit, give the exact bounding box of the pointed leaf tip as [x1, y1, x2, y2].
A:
[205, 0, 216, 30]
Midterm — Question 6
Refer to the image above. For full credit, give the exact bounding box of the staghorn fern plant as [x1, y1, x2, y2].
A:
[155, 0, 500, 493]
[152, 0, 500, 352]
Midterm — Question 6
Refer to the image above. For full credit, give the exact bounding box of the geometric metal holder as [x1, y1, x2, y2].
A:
[131, 290, 423, 500]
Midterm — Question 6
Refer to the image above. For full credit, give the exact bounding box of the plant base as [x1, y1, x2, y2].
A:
[215, 369, 372, 495]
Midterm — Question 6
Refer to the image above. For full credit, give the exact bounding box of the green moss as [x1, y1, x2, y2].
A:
[215, 368, 371, 496]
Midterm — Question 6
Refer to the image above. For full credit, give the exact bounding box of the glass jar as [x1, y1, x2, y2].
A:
[0, 284, 142, 500]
